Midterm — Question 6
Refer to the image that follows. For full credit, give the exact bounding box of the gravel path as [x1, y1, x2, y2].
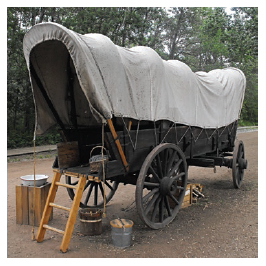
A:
[7, 131, 258, 258]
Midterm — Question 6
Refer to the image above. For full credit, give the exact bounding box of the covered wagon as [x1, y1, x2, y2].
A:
[23, 22, 247, 251]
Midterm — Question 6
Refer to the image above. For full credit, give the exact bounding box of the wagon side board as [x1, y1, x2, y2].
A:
[53, 120, 238, 183]
[110, 121, 238, 179]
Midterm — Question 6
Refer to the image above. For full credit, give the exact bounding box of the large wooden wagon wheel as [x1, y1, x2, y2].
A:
[136, 143, 188, 229]
[232, 140, 247, 189]
[65, 176, 119, 208]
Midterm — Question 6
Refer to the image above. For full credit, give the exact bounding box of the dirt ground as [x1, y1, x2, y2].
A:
[7, 131, 258, 258]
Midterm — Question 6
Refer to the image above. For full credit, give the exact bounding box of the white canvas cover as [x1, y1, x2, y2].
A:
[23, 22, 246, 135]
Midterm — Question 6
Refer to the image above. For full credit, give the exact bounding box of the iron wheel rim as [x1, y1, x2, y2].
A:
[232, 140, 245, 189]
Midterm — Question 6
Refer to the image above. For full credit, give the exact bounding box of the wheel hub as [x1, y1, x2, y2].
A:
[238, 158, 247, 169]
[160, 176, 178, 196]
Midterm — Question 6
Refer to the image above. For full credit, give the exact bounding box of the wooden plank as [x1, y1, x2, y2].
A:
[28, 186, 36, 226]
[55, 182, 77, 190]
[35, 187, 42, 225]
[49, 203, 70, 212]
[128, 147, 151, 173]
[107, 119, 129, 171]
[105, 132, 119, 160]
[106, 160, 125, 178]
[60, 175, 86, 253]
[20, 186, 29, 224]
[123, 128, 157, 163]
[43, 183, 53, 222]
[57, 141, 80, 169]
[15, 186, 23, 224]
[43, 224, 64, 235]
[36, 171, 62, 243]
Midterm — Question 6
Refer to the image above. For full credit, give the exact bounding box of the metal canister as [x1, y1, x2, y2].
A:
[110, 218, 133, 248]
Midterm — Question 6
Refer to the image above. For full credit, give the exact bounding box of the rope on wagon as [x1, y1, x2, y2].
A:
[160, 122, 175, 144]
[226, 120, 237, 136]
[121, 117, 135, 150]
[153, 121, 158, 145]
[174, 122, 178, 144]
[177, 126, 190, 144]
[135, 120, 140, 149]
[101, 122, 106, 218]
[121, 117, 140, 150]
[218, 125, 227, 137]
[191, 127, 204, 143]
[31, 132, 36, 240]
[204, 127, 218, 140]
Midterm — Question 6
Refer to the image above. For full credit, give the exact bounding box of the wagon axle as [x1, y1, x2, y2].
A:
[188, 154, 247, 170]
[160, 177, 179, 196]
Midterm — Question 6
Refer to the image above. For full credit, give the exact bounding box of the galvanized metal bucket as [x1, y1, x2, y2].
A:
[110, 219, 133, 248]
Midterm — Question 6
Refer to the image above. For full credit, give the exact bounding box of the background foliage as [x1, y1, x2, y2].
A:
[7, 7, 258, 148]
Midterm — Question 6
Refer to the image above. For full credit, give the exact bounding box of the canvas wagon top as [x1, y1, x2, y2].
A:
[23, 22, 246, 135]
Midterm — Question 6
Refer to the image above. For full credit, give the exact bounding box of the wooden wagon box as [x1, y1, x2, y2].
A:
[16, 182, 53, 226]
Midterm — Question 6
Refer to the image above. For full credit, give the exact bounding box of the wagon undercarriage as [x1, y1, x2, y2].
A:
[51, 118, 247, 230]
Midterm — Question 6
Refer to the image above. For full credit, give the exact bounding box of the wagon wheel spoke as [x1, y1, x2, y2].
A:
[84, 182, 94, 205]
[156, 154, 163, 179]
[142, 188, 160, 202]
[164, 196, 172, 217]
[166, 150, 178, 174]
[65, 175, 119, 208]
[162, 148, 169, 176]
[83, 180, 91, 191]
[172, 172, 186, 181]
[105, 180, 114, 190]
[169, 194, 179, 206]
[159, 197, 164, 222]
[148, 166, 161, 182]
[144, 192, 160, 216]
[169, 159, 183, 177]
[99, 182, 105, 198]
[94, 183, 98, 205]
[151, 196, 162, 222]
[144, 182, 160, 188]
[136, 143, 188, 229]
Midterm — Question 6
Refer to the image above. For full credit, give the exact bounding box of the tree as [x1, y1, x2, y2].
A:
[228, 7, 258, 124]
[7, 7, 258, 148]
[163, 7, 201, 61]
[197, 7, 230, 71]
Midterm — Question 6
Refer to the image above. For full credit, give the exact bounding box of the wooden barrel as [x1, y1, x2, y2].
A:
[78, 208, 102, 235]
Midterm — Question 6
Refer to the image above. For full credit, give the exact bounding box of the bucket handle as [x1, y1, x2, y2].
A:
[90, 146, 108, 159]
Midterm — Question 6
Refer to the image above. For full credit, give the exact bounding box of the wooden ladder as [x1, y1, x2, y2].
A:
[35, 170, 86, 253]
